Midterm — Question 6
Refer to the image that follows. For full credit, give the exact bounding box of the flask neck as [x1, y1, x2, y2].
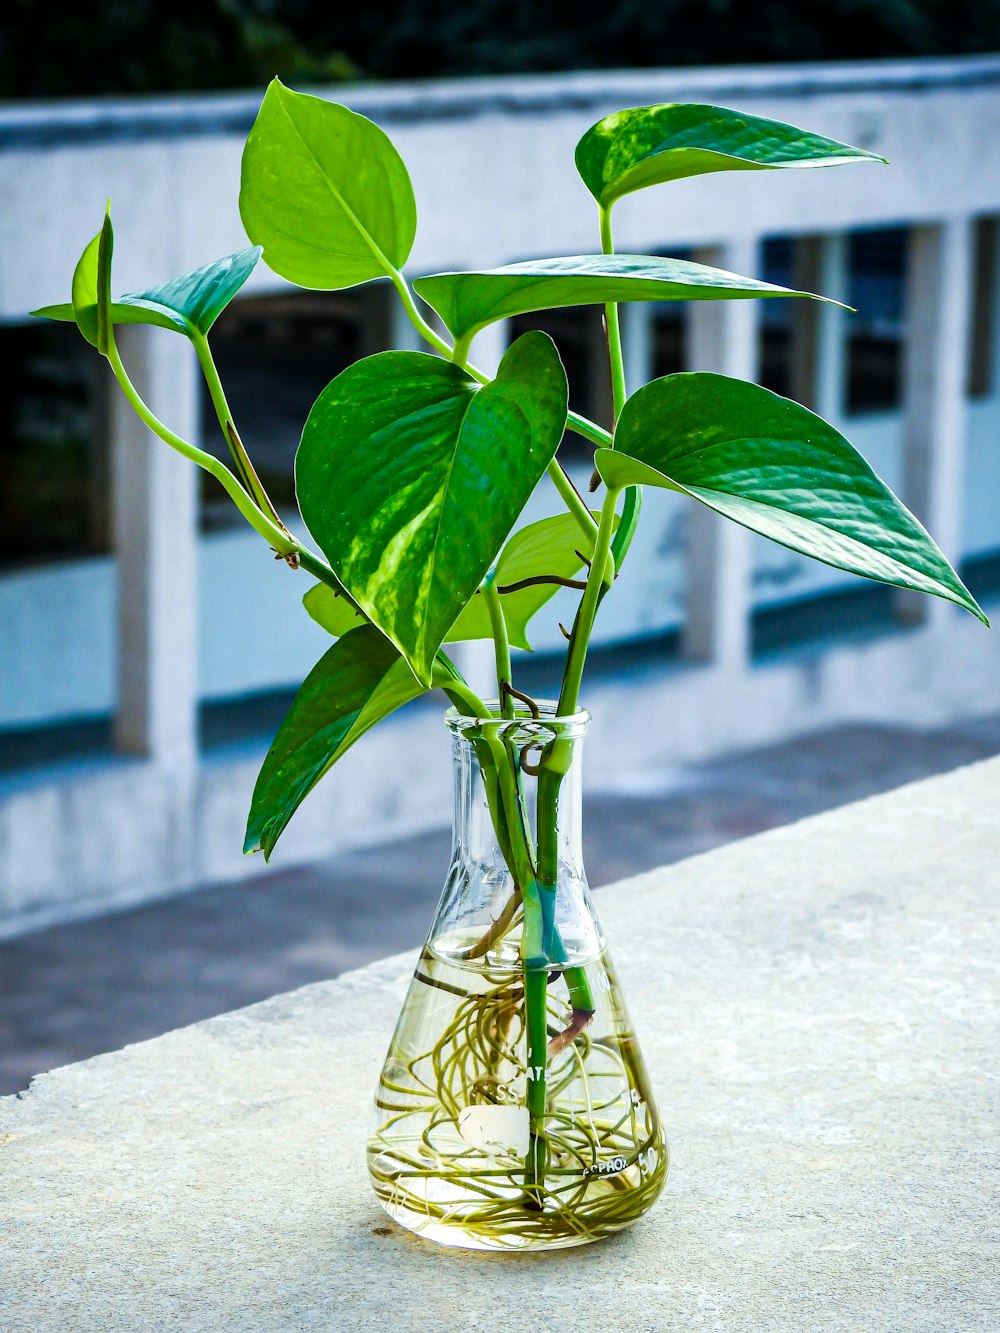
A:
[431, 704, 600, 970]
[448, 705, 587, 886]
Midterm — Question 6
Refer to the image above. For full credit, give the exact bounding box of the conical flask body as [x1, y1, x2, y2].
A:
[368, 706, 668, 1250]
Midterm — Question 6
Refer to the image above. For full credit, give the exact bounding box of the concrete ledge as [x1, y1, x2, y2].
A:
[2, 758, 998, 1329]
[4, 606, 1000, 935]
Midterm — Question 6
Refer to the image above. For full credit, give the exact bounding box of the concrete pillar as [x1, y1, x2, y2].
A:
[682, 238, 760, 669]
[620, 302, 656, 398]
[790, 233, 849, 421]
[111, 324, 199, 768]
[898, 218, 973, 628]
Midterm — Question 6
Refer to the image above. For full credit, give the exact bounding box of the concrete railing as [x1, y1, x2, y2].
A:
[2, 758, 996, 1329]
[3, 58, 1000, 927]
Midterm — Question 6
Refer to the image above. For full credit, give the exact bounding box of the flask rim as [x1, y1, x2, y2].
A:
[444, 699, 590, 737]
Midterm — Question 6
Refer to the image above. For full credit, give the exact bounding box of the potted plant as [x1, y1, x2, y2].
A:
[35, 84, 986, 1251]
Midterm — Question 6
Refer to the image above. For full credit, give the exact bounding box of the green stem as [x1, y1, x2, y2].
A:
[558, 486, 621, 716]
[599, 204, 643, 575]
[523, 964, 549, 1209]
[600, 208, 628, 422]
[611, 486, 642, 568]
[388, 267, 454, 358]
[105, 338, 296, 555]
[548, 458, 599, 543]
[567, 411, 613, 449]
[482, 572, 514, 719]
[192, 332, 285, 525]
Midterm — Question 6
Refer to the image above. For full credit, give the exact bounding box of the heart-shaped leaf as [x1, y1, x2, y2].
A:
[576, 103, 885, 209]
[240, 80, 416, 290]
[597, 373, 986, 623]
[297, 331, 568, 685]
[245, 625, 449, 858]
[34, 247, 261, 339]
[303, 509, 615, 651]
[414, 253, 839, 344]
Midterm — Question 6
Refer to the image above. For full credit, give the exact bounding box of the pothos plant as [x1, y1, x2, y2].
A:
[36, 85, 986, 1242]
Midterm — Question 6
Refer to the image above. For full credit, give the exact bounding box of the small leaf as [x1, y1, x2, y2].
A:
[449, 511, 618, 649]
[296, 332, 568, 685]
[34, 247, 261, 340]
[121, 247, 262, 336]
[68, 230, 101, 348]
[303, 582, 367, 640]
[597, 373, 986, 623]
[245, 625, 446, 858]
[576, 103, 885, 209]
[96, 205, 113, 356]
[304, 510, 616, 651]
[415, 253, 840, 343]
[240, 80, 416, 290]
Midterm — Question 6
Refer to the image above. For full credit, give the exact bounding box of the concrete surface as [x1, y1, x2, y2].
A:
[4, 714, 1000, 1097]
[2, 757, 998, 1330]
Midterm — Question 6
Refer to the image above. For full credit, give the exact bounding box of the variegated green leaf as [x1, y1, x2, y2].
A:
[576, 103, 885, 209]
[296, 331, 568, 685]
[414, 252, 840, 344]
[597, 373, 986, 623]
[245, 625, 452, 859]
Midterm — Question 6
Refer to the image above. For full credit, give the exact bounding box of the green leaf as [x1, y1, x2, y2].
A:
[297, 331, 568, 685]
[576, 103, 886, 209]
[302, 583, 367, 640]
[240, 80, 416, 290]
[96, 205, 113, 356]
[414, 253, 840, 344]
[450, 510, 620, 649]
[303, 509, 615, 651]
[245, 625, 446, 859]
[121, 247, 263, 336]
[34, 247, 262, 339]
[597, 373, 986, 624]
[66, 229, 101, 348]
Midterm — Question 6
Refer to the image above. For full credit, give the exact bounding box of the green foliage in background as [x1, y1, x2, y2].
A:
[3, 0, 999, 99]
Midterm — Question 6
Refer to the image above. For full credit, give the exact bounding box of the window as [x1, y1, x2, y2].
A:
[0, 322, 105, 569]
[757, 236, 796, 399]
[509, 306, 611, 457]
[846, 227, 907, 414]
[199, 291, 362, 529]
[968, 216, 999, 400]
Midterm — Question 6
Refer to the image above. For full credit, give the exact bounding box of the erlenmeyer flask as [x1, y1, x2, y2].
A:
[368, 704, 668, 1251]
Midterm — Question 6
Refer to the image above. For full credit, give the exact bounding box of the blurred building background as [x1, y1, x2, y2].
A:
[2, 5, 1000, 940]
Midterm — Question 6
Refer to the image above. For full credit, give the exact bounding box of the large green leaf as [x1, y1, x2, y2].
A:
[414, 253, 839, 344]
[596, 373, 986, 623]
[303, 509, 615, 651]
[240, 80, 416, 290]
[296, 331, 568, 685]
[245, 625, 449, 858]
[34, 247, 261, 338]
[576, 103, 885, 209]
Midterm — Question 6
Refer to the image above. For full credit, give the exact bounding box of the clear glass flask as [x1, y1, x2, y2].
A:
[367, 704, 668, 1250]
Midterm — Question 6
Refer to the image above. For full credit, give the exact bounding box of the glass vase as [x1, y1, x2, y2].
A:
[367, 703, 668, 1250]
